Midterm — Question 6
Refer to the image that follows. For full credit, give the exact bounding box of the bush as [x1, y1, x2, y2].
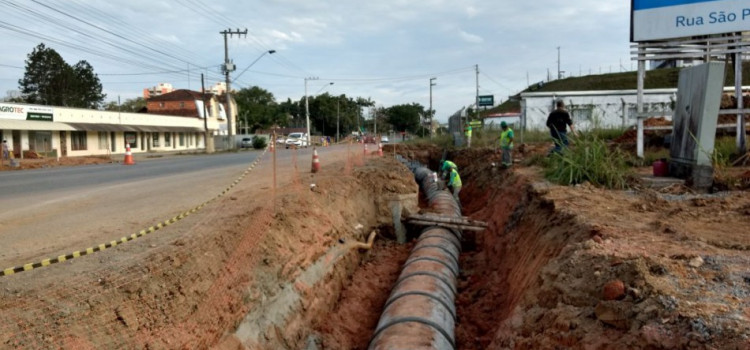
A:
[544, 133, 631, 189]
[252, 136, 267, 149]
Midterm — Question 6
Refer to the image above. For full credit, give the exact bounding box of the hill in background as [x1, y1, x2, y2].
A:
[486, 61, 750, 115]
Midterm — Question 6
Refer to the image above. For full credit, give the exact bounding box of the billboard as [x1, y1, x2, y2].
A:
[631, 0, 750, 42]
[0, 103, 54, 121]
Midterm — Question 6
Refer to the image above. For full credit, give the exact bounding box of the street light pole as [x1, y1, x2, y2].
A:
[304, 77, 318, 147]
[429, 77, 436, 139]
[336, 97, 340, 143]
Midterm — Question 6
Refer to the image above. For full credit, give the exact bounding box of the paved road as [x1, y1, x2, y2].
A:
[0, 145, 350, 267]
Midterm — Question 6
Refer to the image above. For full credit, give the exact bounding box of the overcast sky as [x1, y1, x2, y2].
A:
[0, 0, 634, 122]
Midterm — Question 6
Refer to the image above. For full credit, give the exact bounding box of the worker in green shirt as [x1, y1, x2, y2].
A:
[496, 121, 514, 168]
[447, 166, 462, 204]
[464, 124, 472, 148]
[440, 159, 457, 181]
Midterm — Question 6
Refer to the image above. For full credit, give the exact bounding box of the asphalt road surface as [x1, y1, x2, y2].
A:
[0, 145, 350, 268]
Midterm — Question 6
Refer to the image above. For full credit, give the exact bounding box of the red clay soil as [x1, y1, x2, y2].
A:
[0, 155, 112, 170]
[314, 240, 412, 350]
[0, 151, 417, 349]
[449, 147, 750, 349]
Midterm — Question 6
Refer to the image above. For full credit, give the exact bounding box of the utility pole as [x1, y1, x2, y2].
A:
[221, 28, 247, 150]
[557, 46, 561, 80]
[336, 96, 340, 143]
[304, 77, 318, 147]
[201, 73, 214, 153]
[475, 64, 479, 121]
[429, 77, 436, 139]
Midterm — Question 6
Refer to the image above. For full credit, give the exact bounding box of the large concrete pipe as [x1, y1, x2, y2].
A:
[369, 163, 462, 350]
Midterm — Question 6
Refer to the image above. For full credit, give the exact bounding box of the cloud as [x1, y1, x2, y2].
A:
[459, 30, 483, 44]
[466, 6, 479, 18]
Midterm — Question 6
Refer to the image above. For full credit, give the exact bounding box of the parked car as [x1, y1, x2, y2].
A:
[240, 137, 253, 148]
[275, 136, 286, 144]
[380, 135, 389, 143]
[285, 132, 309, 149]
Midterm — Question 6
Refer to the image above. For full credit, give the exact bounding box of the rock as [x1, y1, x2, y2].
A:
[595, 301, 630, 329]
[603, 280, 626, 301]
[592, 235, 604, 244]
[627, 287, 642, 301]
[688, 256, 704, 268]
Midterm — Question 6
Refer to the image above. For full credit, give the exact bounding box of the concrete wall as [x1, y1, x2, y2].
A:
[520, 89, 677, 130]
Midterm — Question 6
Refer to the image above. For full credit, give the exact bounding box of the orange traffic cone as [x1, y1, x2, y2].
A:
[364, 143, 368, 156]
[123, 143, 135, 165]
[377, 142, 383, 157]
[311, 147, 320, 173]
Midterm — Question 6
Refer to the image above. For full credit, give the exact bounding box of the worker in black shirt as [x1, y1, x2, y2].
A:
[546, 100, 576, 154]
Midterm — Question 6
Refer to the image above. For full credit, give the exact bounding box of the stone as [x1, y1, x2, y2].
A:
[592, 235, 604, 244]
[688, 256, 704, 268]
[602, 279, 626, 301]
[595, 301, 630, 329]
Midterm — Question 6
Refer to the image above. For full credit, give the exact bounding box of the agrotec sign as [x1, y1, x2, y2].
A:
[631, 0, 750, 42]
[0, 103, 54, 121]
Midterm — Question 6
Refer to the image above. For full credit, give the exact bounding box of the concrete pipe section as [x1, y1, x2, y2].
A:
[369, 161, 462, 350]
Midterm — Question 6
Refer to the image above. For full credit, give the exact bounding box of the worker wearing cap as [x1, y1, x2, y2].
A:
[497, 121, 514, 168]
[447, 166, 462, 204]
[440, 159, 457, 181]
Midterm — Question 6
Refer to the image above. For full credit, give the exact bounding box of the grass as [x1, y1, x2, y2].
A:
[544, 133, 631, 189]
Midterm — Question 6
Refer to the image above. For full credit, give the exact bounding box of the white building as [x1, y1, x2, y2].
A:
[520, 89, 677, 130]
[0, 101, 223, 159]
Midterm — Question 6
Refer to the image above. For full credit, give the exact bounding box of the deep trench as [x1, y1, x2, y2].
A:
[249, 148, 585, 349]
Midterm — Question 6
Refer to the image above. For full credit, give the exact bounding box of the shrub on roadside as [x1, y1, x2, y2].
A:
[252, 136, 267, 149]
[544, 134, 631, 189]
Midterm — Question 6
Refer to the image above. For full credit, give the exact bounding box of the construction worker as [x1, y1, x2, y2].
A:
[447, 166, 462, 204]
[497, 121, 514, 168]
[440, 159, 457, 181]
[464, 123, 472, 148]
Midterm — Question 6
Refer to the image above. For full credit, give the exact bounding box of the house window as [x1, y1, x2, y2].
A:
[98, 132, 108, 150]
[164, 132, 171, 147]
[153, 133, 160, 147]
[179, 132, 185, 146]
[570, 106, 594, 123]
[159, 102, 165, 108]
[71, 131, 88, 151]
[180, 102, 185, 108]
[124, 132, 138, 148]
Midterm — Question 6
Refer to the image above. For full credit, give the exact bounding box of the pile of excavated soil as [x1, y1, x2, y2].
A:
[450, 148, 750, 349]
[0, 152, 418, 349]
[0, 155, 112, 171]
[614, 117, 672, 145]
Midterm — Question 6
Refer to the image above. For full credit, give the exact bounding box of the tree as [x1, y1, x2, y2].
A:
[234, 86, 284, 132]
[385, 103, 426, 134]
[18, 43, 106, 108]
[103, 97, 146, 112]
[70, 61, 106, 109]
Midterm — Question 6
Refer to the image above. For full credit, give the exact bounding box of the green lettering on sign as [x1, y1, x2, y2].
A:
[27, 113, 53, 121]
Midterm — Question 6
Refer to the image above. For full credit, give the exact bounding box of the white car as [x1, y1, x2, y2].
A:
[285, 132, 309, 149]
[275, 137, 286, 144]
[380, 135, 389, 143]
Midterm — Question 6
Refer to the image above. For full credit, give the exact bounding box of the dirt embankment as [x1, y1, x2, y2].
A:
[0, 153, 417, 349]
[450, 148, 750, 349]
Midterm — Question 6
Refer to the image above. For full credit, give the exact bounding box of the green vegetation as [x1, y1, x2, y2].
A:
[544, 133, 631, 189]
[19, 43, 106, 108]
[484, 61, 750, 116]
[251, 136, 267, 149]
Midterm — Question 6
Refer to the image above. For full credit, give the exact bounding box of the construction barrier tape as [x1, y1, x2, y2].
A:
[1, 147, 269, 277]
